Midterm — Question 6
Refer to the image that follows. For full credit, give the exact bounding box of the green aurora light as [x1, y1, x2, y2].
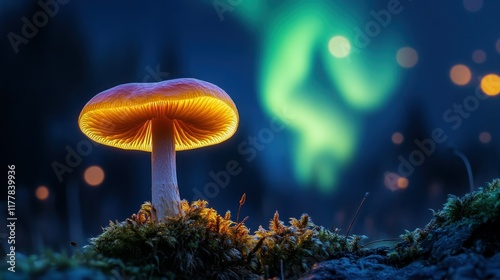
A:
[213, 1, 403, 191]
[259, 2, 402, 191]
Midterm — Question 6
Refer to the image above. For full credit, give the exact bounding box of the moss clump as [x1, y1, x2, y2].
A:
[84, 200, 364, 279]
[5, 179, 500, 279]
[436, 179, 500, 227]
[3, 199, 362, 279]
[3, 251, 110, 280]
[388, 179, 500, 264]
[253, 212, 364, 278]
[387, 228, 429, 266]
[87, 200, 258, 279]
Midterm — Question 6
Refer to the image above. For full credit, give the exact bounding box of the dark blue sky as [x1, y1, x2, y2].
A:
[2, 0, 500, 253]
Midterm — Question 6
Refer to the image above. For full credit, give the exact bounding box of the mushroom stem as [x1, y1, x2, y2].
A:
[151, 118, 181, 220]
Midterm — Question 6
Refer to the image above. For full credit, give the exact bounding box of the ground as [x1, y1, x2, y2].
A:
[2, 179, 500, 279]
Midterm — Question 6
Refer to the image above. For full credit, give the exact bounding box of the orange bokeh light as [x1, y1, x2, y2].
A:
[450, 64, 471, 86]
[391, 132, 404, 145]
[84, 165, 105, 186]
[384, 172, 409, 191]
[397, 177, 409, 189]
[36, 185, 49, 200]
[479, 131, 492, 144]
[480, 74, 500, 96]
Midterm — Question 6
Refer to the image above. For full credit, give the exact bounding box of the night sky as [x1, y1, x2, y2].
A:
[2, 0, 500, 254]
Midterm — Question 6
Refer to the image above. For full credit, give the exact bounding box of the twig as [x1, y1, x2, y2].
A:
[345, 192, 369, 238]
[361, 238, 403, 248]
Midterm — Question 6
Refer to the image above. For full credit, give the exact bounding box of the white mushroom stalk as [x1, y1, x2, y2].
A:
[151, 118, 180, 220]
[78, 78, 239, 223]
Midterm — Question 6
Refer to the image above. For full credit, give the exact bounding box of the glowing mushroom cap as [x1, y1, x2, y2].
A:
[78, 78, 239, 151]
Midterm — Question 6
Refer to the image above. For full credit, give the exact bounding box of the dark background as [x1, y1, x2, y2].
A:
[2, 0, 500, 254]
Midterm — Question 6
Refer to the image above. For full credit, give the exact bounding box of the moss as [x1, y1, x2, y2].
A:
[388, 179, 500, 265]
[83, 201, 363, 279]
[437, 179, 500, 227]
[7, 179, 500, 279]
[387, 228, 429, 266]
[4, 251, 109, 280]
[87, 200, 258, 279]
[253, 212, 364, 278]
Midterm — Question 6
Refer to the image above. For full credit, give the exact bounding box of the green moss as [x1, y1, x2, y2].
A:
[4, 251, 110, 279]
[387, 228, 429, 265]
[87, 200, 258, 279]
[82, 201, 363, 279]
[252, 212, 364, 278]
[437, 179, 500, 227]
[388, 179, 500, 264]
[9, 179, 500, 279]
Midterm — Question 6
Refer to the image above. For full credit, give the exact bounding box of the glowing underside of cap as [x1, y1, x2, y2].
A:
[80, 97, 238, 152]
[79, 79, 239, 152]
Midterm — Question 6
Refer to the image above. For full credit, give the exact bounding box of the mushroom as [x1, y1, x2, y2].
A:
[78, 78, 239, 220]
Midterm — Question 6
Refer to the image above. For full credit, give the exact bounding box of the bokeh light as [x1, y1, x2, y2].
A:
[391, 132, 404, 144]
[384, 172, 409, 192]
[328, 35, 351, 58]
[84, 165, 105, 187]
[472, 49, 486, 64]
[396, 47, 418, 68]
[397, 177, 409, 189]
[450, 64, 471, 86]
[479, 131, 492, 144]
[463, 0, 483, 12]
[480, 74, 500, 96]
[36, 185, 49, 200]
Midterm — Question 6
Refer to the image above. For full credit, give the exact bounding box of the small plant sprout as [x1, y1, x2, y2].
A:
[236, 193, 246, 223]
[452, 148, 475, 192]
[79, 78, 239, 220]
